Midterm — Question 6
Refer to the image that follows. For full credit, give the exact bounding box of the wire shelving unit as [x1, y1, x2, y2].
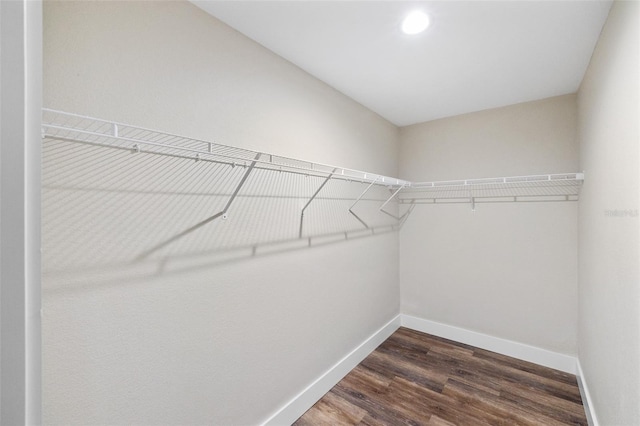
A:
[42, 109, 413, 262]
[399, 173, 584, 210]
[42, 108, 585, 242]
[42, 109, 410, 188]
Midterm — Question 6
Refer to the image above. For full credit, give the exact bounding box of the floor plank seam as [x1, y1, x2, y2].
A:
[294, 328, 588, 426]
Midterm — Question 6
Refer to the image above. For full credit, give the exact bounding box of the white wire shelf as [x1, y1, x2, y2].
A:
[42, 108, 586, 266]
[42, 108, 584, 214]
[399, 173, 584, 205]
[42, 109, 410, 188]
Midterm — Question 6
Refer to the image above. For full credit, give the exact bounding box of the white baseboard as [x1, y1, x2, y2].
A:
[261, 314, 401, 426]
[576, 358, 599, 426]
[400, 314, 577, 374]
[261, 314, 582, 425]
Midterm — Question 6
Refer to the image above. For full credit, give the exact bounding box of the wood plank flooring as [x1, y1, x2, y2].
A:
[294, 327, 587, 426]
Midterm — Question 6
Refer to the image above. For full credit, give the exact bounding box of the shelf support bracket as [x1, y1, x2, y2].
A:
[379, 186, 405, 220]
[349, 176, 380, 229]
[137, 152, 261, 259]
[299, 168, 336, 238]
[398, 204, 416, 229]
[378, 185, 416, 226]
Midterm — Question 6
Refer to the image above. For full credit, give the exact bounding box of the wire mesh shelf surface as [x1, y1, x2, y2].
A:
[400, 173, 584, 203]
[42, 108, 410, 188]
[42, 108, 584, 211]
[42, 109, 411, 269]
[41, 108, 586, 281]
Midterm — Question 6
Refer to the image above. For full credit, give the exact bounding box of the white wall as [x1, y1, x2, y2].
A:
[42, 1, 639, 424]
[399, 95, 579, 355]
[577, 1, 639, 424]
[42, 1, 399, 424]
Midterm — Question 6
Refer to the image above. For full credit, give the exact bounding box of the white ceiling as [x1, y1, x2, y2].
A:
[193, 1, 612, 127]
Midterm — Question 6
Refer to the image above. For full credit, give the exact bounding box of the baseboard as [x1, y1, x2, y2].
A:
[261, 314, 581, 425]
[261, 314, 401, 426]
[401, 314, 577, 374]
[576, 358, 599, 426]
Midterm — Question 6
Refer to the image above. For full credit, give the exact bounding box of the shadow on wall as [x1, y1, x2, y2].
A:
[42, 139, 405, 293]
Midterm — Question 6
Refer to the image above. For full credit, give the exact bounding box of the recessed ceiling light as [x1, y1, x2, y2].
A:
[401, 10, 430, 35]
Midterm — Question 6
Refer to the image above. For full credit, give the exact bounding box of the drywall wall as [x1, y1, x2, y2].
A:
[399, 94, 579, 355]
[42, 1, 400, 424]
[577, 1, 639, 424]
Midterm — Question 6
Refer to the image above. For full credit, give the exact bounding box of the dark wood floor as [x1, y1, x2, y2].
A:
[294, 327, 587, 426]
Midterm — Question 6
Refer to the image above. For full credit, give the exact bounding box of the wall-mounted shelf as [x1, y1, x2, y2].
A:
[42, 109, 410, 188]
[398, 173, 584, 208]
[41, 108, 584, 263]
[41, 109, 410, 264]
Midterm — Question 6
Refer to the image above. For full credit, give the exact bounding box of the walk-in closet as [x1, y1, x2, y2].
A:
[0, 0, 638, 425]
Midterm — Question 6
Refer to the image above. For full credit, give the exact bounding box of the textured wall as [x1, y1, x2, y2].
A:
[577, 1, 639, 424]
[399, 95, 579, 355]
[42, 1, 400, 424]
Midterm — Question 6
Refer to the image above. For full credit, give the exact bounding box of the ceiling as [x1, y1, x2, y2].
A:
[193, 1, 612, 127]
